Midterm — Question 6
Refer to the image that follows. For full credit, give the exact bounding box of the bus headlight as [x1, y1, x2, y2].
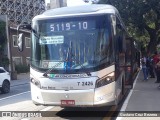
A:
[95, 72, 115, 88]
[31, 78, 41, 88]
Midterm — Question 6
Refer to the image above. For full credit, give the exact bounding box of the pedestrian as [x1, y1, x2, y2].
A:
[146, 56, 155, 78]
[153, 51, 160, 83]
[141, 56, 148, 81]
[156, 60, 160, 85]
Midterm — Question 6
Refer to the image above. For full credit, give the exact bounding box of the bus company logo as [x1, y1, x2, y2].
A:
[49, 74, 55, 78]
[51, 74, 88, 78]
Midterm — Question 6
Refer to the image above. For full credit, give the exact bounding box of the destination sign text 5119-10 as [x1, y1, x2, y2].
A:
[47, 20, 95, 32]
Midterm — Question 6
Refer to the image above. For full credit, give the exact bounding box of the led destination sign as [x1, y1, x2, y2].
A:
[46, 20, 96, 32]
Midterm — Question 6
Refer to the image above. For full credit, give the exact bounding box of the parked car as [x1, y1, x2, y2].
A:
[0, 67, 10, 93]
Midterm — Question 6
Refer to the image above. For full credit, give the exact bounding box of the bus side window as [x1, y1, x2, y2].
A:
[115, 17, 126, 76]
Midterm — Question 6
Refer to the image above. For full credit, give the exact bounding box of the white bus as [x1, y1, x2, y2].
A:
[17, 4, 136, 107]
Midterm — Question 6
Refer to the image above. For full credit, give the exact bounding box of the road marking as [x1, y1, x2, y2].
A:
[0, 91, 30, 101]
[21, 118, 30, 120]
[40, 106, 54, 111]
[116, 71, 140, 120]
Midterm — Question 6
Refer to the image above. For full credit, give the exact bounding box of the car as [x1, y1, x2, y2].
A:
[0, 67, 10, 93]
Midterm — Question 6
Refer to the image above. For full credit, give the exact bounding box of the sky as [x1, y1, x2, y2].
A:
[45, 0, 91, 6]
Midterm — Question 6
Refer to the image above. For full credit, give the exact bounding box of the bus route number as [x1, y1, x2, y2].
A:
[77, 81, 93, 86]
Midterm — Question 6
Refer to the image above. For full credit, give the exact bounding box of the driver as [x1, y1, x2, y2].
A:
[59, 43, 68, 61]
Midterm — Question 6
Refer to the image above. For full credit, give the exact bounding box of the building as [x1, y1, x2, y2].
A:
[0, 0, 45, 27]
[46, 3, 51, 10]
[0, 0, 45, 79]
[9, 28, 31, 67]
[49, 0, 67, 9]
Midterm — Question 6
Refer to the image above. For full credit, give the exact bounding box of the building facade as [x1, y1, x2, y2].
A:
[9, 28, 31, 67]
[49, 0, 67, 9]
[0, 0, 45, 78]
[0, 0, 45, 27]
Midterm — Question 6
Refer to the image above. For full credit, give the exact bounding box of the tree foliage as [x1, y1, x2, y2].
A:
[0, 21, 7, 51]
[0, 20, 8, 67]
[98, 0, 160, 54]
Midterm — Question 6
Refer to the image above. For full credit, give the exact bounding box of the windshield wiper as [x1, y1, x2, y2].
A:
[79, 64, 91, 76]
[43, 41, 91, 77]
[43, 59, 91, 77]
[43, 46, 72, 77]
[43, 42, 72, 77]
[43, 60, 65, 77]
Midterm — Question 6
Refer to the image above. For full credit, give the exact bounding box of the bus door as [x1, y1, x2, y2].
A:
[125, 37, 133, 89]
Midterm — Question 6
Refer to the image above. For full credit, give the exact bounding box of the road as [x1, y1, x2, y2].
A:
[0, 81, 117, 120]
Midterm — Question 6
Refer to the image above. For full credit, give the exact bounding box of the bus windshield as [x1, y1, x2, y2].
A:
[31, 14, 114, 73]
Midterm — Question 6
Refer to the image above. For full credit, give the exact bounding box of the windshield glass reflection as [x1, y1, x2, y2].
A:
[31, 15, 114, 73]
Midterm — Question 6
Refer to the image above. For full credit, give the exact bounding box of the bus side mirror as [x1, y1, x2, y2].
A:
[17, 33, 23, 52]
[17, 24, 31, 31]
[17, 24, 31, 52]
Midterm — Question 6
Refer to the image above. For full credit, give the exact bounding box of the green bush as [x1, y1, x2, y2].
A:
[15, 64, 30, 73]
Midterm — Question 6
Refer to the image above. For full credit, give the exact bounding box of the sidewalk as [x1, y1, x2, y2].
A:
[10, 73, 30, 86]
[116, 70, 160, 120]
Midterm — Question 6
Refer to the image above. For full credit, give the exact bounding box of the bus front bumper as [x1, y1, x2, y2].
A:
[31, 83, 116, 107]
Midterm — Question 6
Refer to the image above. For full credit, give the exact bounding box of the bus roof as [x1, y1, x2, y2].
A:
[33, 4, 120, 20]
[32, 4, 128, 34]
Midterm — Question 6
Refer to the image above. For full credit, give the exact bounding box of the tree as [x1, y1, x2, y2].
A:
[0, 20, 8, 68]
[0, 20, 7, 52]
[98, 0, 160, 54]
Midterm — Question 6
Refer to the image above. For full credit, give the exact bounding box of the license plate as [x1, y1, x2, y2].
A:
[61, 100, 75, 106]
